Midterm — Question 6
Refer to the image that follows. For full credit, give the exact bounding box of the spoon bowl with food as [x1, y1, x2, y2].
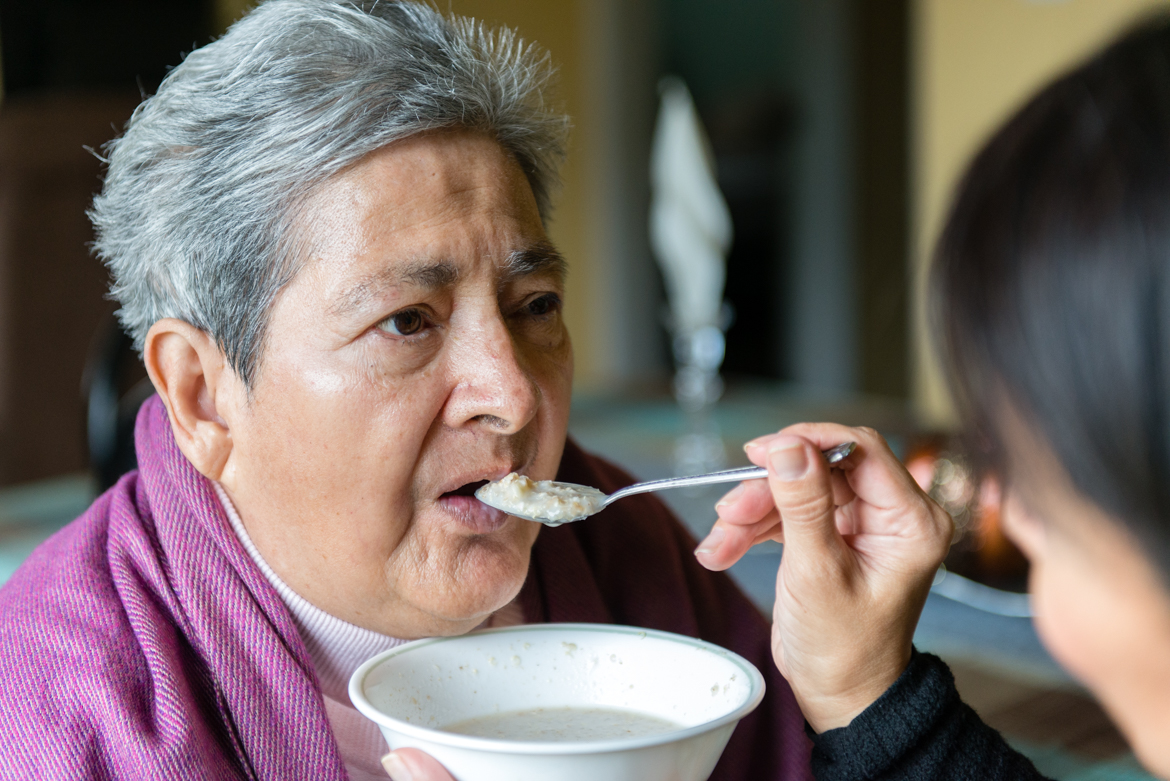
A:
[476, 441, 856, 525]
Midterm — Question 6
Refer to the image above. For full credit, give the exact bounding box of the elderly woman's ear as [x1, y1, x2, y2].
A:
[144, 318, 240, 482]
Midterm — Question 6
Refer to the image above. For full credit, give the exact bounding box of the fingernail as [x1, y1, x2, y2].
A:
[768, 436, 808, 481]
[382, 753, 414, 781]
[715, 483, 746, 510]
[744, 436, 771, 455]
[695, 526, 725, 554]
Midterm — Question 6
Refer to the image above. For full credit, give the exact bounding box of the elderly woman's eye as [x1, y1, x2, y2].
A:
[524, 294, 561, 317]
[378, 308, 428, 336]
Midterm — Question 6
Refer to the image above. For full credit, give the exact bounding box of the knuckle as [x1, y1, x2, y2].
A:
[778, 488, 835, 522]
[925, 504, 955, 554]
[854, 426, 886, 447]
[937, 508, 956, 541]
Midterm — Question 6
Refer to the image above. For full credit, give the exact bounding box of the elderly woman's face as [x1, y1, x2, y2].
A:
[220, 131, 572, 638]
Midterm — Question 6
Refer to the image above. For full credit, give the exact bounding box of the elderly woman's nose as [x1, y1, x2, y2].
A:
[444, 319, 541, 433]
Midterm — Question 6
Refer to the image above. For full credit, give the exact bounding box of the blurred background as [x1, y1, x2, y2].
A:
[1, 0, 1168, 775]
[6, 0, 1170, 483]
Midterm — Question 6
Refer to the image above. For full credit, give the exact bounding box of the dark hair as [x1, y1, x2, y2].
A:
[934, 15, 1170, 576]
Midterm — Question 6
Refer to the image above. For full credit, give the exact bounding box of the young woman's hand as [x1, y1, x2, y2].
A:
[695, 424, 953, 732]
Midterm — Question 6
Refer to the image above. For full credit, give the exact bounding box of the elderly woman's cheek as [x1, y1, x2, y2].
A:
[361, 335, 447, 390]
[396, 517, 541, 624]
[526, 319, 573, 386]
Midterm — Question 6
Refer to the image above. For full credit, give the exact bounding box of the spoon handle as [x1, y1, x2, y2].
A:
[603, 442, 856, 506]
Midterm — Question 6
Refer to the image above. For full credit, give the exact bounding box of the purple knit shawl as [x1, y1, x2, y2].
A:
[0, 396, 345, 779]
[0, 395, 812, 779]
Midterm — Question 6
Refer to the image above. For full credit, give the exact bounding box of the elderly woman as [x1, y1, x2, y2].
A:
[0, 2, 812, 780]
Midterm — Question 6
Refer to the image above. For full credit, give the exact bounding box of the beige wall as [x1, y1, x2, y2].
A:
[912, 0, 1170, 427]
[215, 0, 253, 34]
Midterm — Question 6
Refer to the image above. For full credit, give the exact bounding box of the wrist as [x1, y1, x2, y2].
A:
[795, 648, 912, 733]
[798, 687, 887, 733]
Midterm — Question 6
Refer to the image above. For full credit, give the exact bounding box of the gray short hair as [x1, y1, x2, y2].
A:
[90, 0, 569, 386]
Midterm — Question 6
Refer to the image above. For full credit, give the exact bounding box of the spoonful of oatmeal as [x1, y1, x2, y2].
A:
[476, 441, 857, 526]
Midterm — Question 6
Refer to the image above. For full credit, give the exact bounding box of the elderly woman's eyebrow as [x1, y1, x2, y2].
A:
[329, 259, 459, 316]
[504, 243, 567, 282]
[329, 246, 565, 318]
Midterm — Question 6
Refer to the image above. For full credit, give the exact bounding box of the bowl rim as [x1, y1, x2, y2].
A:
[348, 622, 767, 756]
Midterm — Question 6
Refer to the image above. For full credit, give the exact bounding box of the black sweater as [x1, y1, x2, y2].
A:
[807, 651, 1053, 780]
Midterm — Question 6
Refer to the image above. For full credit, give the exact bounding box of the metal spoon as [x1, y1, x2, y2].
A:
[476, 441, 857, 526]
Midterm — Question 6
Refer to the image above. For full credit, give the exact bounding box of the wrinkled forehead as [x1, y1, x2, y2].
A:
[300, 131, 540, 244]
[282, 130, 563, 311]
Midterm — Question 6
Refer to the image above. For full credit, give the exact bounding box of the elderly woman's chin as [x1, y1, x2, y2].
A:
[388, 513, 541, 637]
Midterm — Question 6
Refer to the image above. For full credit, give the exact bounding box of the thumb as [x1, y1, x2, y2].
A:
[763, 435, 840, 555]
[382, 748, 454, 780]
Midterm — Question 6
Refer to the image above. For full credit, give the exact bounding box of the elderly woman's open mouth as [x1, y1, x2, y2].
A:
[438, 477, 511, 534]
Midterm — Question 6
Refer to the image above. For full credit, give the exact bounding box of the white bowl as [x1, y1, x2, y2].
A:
[349, 623, 766, 781]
